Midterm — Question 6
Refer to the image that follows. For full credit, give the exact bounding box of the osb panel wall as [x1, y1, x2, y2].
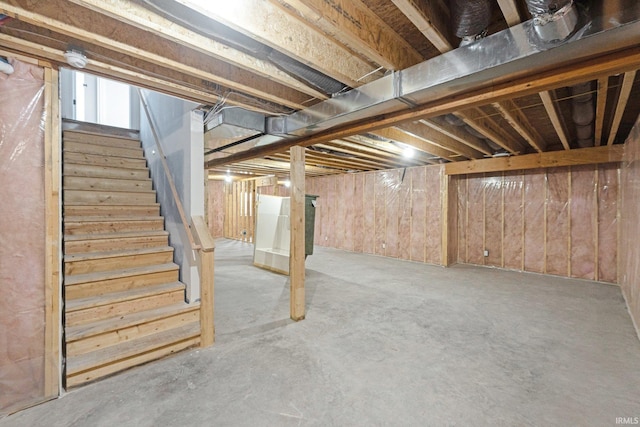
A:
[456, 165, 620, 283]
[307, 165, 444, 265]
[620, 114, 640, 334]
[207, 180, 225, 238]
[0, 60, 46, 415]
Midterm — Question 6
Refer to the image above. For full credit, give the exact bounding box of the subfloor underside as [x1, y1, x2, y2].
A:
[3, 239, 640, 426]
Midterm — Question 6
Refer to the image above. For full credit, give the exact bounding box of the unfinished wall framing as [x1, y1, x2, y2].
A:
[223, 180, 256, 243]
[0, 58, 61, 415]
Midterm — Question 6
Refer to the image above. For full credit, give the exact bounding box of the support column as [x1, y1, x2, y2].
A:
[290, 146, 306, 321]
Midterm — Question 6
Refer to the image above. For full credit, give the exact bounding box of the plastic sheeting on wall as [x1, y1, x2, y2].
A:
[307, 165, 445, 265]
[621, 114, 640, 333]
[456, 165, 620, 283]
[0, 59, 47, 415]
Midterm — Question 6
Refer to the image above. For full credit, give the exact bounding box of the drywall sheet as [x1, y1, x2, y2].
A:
[621, 114, 640, 334]
[0, 60, 46, 415]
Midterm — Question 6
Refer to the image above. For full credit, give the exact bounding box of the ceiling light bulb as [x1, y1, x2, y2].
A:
[64, 50, 87, 69]
[284, 180, 291, 188]
[224, 175, 232, 183]
[403, 147, 415, 159]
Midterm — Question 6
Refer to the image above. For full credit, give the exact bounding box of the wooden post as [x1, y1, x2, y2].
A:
[44, 66, 61, 398]
[290, 146, 306, 321]
[191, 216, 215, 347]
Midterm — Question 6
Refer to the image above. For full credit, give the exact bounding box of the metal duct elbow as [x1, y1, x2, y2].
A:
[451, 0, 492, 45]
[525, 0, 579, 41]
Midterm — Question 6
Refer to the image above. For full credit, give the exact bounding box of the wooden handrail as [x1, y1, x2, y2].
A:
[191, 216, 215, 347]
[138, 89, 200, 251]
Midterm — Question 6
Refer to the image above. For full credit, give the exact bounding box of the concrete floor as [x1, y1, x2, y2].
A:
[3, 239, 640, 426]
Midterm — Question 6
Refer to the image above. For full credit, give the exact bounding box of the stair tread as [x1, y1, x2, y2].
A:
[66, 302, 199, 342]
[64, 230, 169, 242]
[63, 128, 140, 141]
[65, 216, 163, 223]
[65, 263, 179, 286]
[66, 322, 200, 376]
[65, 246, 174, 263]
[66, 281, 185, 312]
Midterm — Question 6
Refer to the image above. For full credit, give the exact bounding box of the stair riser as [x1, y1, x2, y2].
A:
[64, 132, 141, 150]
[64, 190, 157, 206]
[64, 235, 169, 254]
[65, 251, 174, 275]
[65, 269, 179, 300]
[64, 205, 160, 217]
[64, 163, 149, 180]
[64, 152, 147, 169]
[64, 140, 143, 159]
[66, 336, 200, 387]
[64, 220, 165, 235]
[66, 310, 199, 357]
[64, 176, 152, 193]
[66, 290, 185, 327]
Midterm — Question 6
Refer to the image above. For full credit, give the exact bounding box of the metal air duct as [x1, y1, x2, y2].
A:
[206, 3, 640, 163]
[525, 0, 579, 41]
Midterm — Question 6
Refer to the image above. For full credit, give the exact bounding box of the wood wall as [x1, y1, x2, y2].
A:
[455, 165, 620, 283]
[621, 114, 640, 335]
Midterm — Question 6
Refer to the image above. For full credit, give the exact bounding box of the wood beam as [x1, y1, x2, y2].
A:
[280, 0, 422, 70]
[539, 90, 572, 150]
[67, 0, 326, 100]
[400, 121, 485, 159]
[594, 76, 609, 146]
[0, 33, 225, 106]
[373, 127, 459, 160]
[420, 118, 493, 156]
[44, 66, 61, 398]
[457, 109, 525, 154]
[497, 0, 523, 27]
[346, 135, 440, 164]
[205, 47, 640, 167]
[492, 100, 546, 152]
[391, 0, 454, 53]
[444, 145, 624, 175]
[289, 146, 306, 321]
[178, 0, 380, 86]
[0, 1, 310, 110]
[606, 70, 637, 146]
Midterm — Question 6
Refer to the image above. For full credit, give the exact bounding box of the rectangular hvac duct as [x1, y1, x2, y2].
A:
[204, 108, 265, 152]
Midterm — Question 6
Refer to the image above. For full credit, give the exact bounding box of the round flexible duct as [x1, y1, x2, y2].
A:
[570, 82, 594, 148]
[524, 0, 578, 41]
[451, 0, 492, 41]
[525, 0, 572, 16]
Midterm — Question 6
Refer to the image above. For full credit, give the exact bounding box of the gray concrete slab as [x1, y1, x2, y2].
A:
[3, 239, 640, 426]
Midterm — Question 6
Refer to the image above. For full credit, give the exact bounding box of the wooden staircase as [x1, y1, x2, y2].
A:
[62, 123, 201, 388]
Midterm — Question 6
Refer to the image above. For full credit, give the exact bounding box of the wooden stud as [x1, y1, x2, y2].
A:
[497, 0, 523, 26]
[543, 170, 548, 274]
[289, 146, 306, 321]
[441, 171, 449, 266]
[501, 172, 505, 268]
[594, 167, 600, 281]
[391, 0, 455, 53]
[540, 90, 573, 151]
[483, 173, 487, 266]
[444, 145, 624, 175]
[44, 66, 61, 398]
[606, 70, 637, 146]
[521, 170, 526, 272]
[567, 167, 572, 277]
